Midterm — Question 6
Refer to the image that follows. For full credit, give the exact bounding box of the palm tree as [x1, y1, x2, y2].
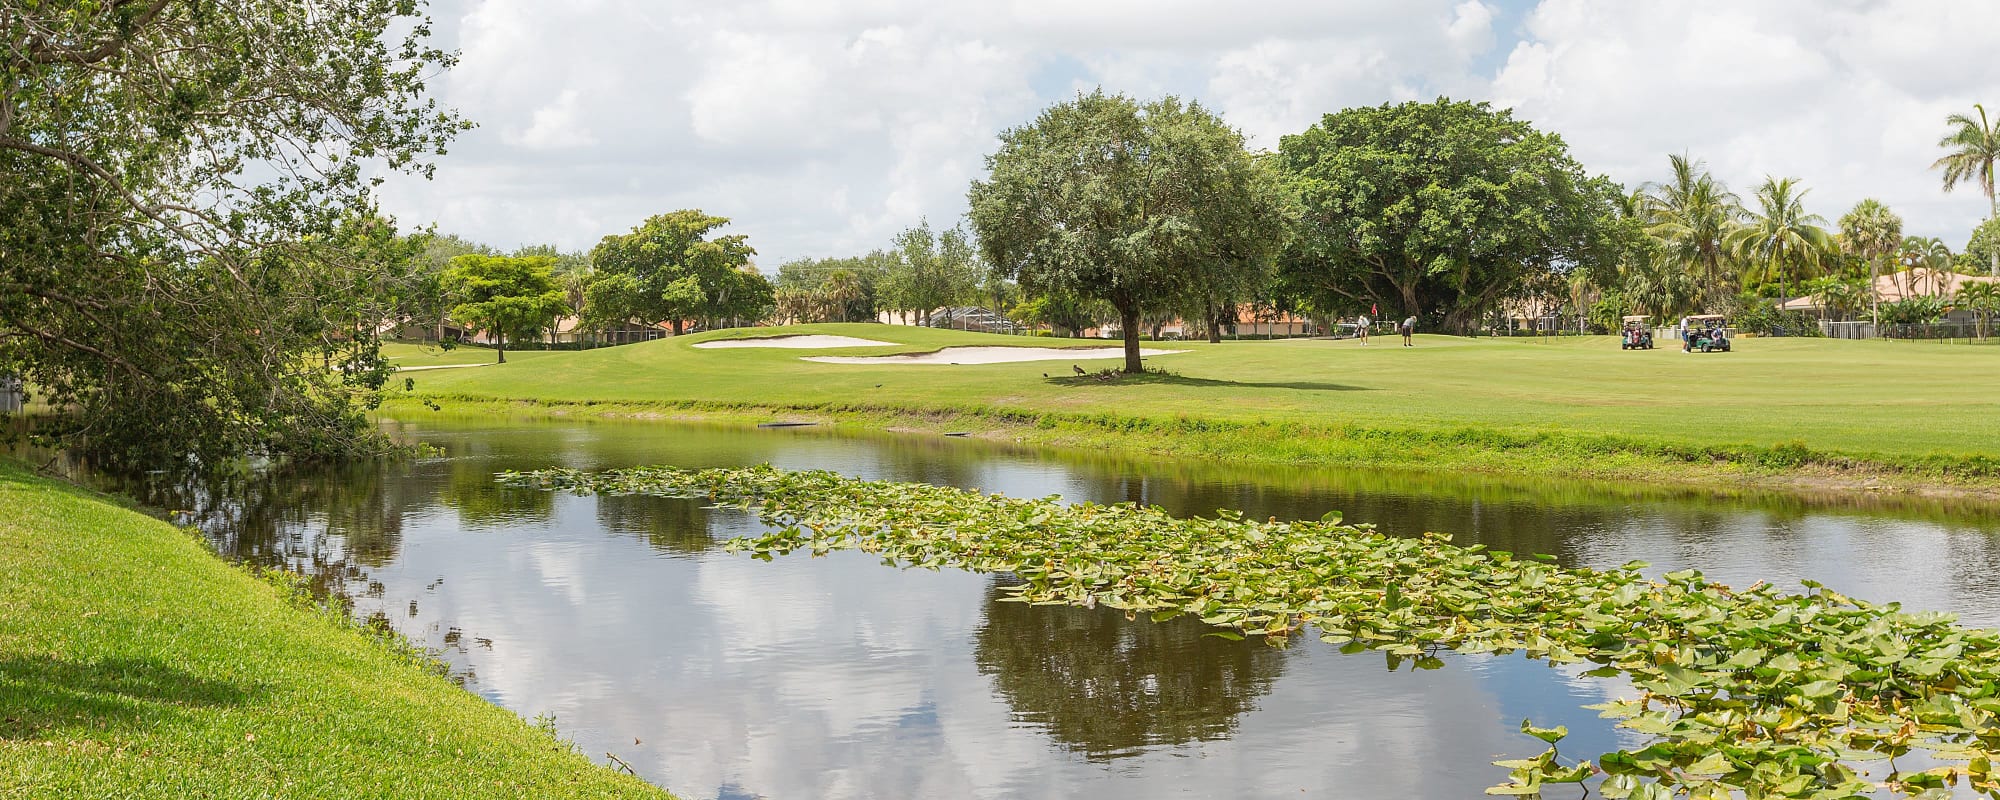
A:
[1726, 177, 1836, 301]
[1837, 199, 1903, 325]
[1933, 103, 2000, 276]
[1897, 236, 1956, 297]
[1956, 280, 2000, 340]
[1642, 155, 1743, 307]
[821, 269, 866, 322]
[1805, 275, 1868, 322]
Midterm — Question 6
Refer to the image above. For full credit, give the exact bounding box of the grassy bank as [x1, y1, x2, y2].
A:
[0, 459, 672, 799]
[391, 323, 2000, 497]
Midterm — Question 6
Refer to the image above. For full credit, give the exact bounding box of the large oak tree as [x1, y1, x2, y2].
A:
[968, 91, 1288, 373]
[1276, 99, 1619, 333]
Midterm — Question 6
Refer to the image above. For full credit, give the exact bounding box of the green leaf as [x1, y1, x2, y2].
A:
[1520, 719, 1568, 744]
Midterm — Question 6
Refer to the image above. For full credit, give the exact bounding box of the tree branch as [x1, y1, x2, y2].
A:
[18, 0, 173, 66]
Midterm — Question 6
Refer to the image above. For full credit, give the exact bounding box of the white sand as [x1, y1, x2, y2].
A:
[693, 334, 893, 349]
[804, 346, 1187, 365]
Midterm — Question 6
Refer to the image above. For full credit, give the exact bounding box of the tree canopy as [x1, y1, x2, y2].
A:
[1276, 99, 1619, 333]
[586, 211, 770, 335]
[440, 255, 565, 363]
[1727, 177, 1836, 298]
[1935, 104, 2000, 276]
[969, 90, 1287, 372]
[1965, 218, 2000, 276]
[881, 220, 982, 325]
[0, 0, 467, 465]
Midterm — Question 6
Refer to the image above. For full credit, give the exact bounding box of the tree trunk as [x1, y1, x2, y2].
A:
[1117, 302, 1142, 374]
[671, 319, 685, 336]
[1396, 281, 1419, 318]
[496, 334, 507, 364]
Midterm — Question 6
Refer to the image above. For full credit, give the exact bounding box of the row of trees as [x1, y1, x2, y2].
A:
[1592, 102, 1997, 327]
[769, 220, 993, 327]
[411, 211, 776, 363]
[952, 92, 2000, 371]
[957, 93, 1619, 372]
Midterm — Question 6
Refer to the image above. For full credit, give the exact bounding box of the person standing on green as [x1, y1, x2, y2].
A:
[1400, 315, 1417, 347]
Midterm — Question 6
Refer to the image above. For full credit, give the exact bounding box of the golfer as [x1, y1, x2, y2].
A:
[1400, 315, 1417, 347]
[1356, 313, 1371, 345]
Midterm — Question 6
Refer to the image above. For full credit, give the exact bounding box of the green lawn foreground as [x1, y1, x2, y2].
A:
[395, 323, 2000, 492]
[0, 459, 670, 800]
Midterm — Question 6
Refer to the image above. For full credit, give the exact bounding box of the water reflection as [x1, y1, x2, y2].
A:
[974, 581, 1287, 760]
[26, 415, 2000, 799]
[597, 494, 721, 555]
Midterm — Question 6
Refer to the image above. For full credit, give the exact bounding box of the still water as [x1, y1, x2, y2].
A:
[89, 416, 2000, 799]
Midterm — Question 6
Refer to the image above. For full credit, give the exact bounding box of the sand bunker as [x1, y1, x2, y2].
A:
[693, 334, 892, 349]
[804, 346, 1187, 365]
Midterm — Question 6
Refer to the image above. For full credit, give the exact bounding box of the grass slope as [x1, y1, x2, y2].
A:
[0, 459, 671, 800]
[396, 323, 2000, 492]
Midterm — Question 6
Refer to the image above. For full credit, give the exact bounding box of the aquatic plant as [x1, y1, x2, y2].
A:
[504, 464, 2000, 798]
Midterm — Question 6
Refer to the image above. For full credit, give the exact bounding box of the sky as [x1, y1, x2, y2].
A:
[376, 0, 2000, 270]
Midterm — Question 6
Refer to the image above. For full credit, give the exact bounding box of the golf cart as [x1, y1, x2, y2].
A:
[1682, 314, 1732, 353]
[1620, 315, 1654, 350]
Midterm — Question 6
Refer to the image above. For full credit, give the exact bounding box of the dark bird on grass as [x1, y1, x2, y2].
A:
[1072, 364, 1086, 376]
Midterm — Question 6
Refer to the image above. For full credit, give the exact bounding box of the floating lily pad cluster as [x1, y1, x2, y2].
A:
[503, 465, 2000, 799]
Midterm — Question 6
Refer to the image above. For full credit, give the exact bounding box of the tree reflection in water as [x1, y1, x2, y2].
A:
[46, 457, 415, 602]
[437, 457, 554, 529]
[973, 579, 1287, 760]
[595, 493, 723, 555]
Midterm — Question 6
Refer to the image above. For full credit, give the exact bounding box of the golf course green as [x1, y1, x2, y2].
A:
[390, 324, 2000, 495]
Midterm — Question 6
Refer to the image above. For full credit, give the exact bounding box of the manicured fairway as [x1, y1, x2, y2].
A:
[395, 323, 2000, 488]
[0, 460, 671, 800]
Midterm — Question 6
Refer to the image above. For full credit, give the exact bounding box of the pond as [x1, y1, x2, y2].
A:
[73, 416, 2000, 799]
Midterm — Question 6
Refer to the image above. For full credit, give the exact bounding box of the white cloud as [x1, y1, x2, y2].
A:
[373, 0, 2000, 267]
[1491, 0, 2000, 244]
[512, 89, 599, 150]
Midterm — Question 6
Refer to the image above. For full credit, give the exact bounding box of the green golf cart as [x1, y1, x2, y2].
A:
[1683, 314, 1732, 353]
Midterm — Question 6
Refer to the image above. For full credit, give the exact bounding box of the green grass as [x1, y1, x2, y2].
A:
[0, 459, 672, 799]
[392, 323, 2000, 493]
[382, 341, 566, 369]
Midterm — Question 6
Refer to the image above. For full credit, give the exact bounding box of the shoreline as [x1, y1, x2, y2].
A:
[0, 458, 674, 799]
[381, 395, 2000, 507]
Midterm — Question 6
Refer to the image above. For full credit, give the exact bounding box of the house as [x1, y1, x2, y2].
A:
[1780, 268, 2000, 321]
[1092, 304, 1316, 339]
[539, 316, 667, 346]
[878, 307, 1027, 334]
[459, 315, 669, 347]
[1496, 295, 1583, 333]
[377, 317, 469, 342]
